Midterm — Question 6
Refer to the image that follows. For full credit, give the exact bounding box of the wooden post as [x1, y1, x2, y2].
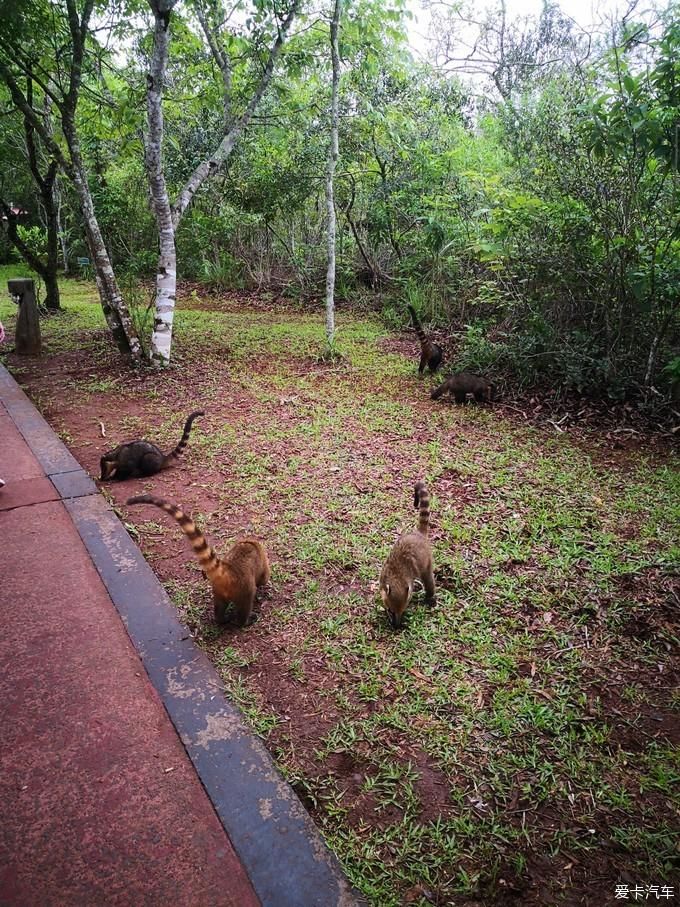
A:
[8, 278, 41, 355]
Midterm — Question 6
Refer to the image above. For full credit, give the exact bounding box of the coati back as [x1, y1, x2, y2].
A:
[407, 305, 443, 374]
[100, 410, 204, 481]
[431, 372, 493, 405]
[127, 494, 270, 627]
[379, 481, 435, 629]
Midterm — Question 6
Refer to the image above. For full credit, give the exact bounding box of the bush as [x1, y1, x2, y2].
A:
[200, 251, 244, 290]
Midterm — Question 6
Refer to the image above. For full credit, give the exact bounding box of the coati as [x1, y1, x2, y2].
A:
[407, 305, 443, 374]
[431, 372, 493, 404]
[126, 494, 270, 627]
[100, 410, 204, 481]
[379, 481, 435, 629]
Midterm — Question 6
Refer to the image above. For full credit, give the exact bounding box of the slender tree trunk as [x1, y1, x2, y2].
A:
[63, 0, 141, 360]
[143, 0, 300, 364]
[69, 133, 143, 360]
[0, 200, 50, 287]
[1, 192, 58, 313]
[0, 2, 143, 362]
[644, 301, 678, 388]
[344, 173, 378, 283]
[16, 82, 62, 309]
[55, 184, 71, 277]
[43, 213, 61, 311]
[41, 168, 61, 310]
[325, 0, 342, 348]
[44, 94, 70, 278]
[146, 1, 178, 365]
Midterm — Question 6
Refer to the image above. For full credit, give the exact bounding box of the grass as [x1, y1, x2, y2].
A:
[2, 265, 678, 905]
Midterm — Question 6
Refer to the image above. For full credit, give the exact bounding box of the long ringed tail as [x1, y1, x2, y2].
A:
[127, 494, 221, 579]
[407, 305, 427, 346]
[164, 410, 204, 465]
[413, 481, 430, 536]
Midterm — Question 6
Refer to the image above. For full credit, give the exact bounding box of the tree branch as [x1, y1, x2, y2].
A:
[194, 0, 233, 130]
[0, 197, 49, 280]
[171, 0, 301, 228]
[0, 62, 71, 175]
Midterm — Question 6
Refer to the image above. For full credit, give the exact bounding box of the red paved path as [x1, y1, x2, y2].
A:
[0, 402, 260, 907]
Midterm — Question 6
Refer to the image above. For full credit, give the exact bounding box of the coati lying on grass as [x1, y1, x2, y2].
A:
[127, 494, 270, 627]
[100, 410, 204, 480]
[408, 305, 443, 374]
[431, 372, 493, 405]
[379, 481, 435, 629]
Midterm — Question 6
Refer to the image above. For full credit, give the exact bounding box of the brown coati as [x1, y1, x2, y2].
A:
[407, 305, 443, 374]
[379, 481, 435, 629]
[431, 372, 493, 404]
[126, 494, 270, 627]
[100, 410, 204, 481]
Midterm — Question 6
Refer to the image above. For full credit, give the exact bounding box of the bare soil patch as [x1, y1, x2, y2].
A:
[3, 293, 679, 906]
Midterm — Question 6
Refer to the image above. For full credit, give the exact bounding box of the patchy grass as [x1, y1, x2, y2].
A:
[2, 272, 679, 906]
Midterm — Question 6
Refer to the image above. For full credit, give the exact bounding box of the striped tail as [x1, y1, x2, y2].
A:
[164, 410, 204, 464]
[127, 494, 221, 578]
[407, 305, 427, 344]
[413, 481, 430, 536]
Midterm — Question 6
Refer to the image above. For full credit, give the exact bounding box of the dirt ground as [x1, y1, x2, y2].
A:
[2, 290, 679, 907]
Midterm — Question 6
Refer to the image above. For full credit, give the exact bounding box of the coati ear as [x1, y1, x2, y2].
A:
[385, 583, 391, 596]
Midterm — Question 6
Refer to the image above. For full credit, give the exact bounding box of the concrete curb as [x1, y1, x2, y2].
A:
[0, 363, 361, 907]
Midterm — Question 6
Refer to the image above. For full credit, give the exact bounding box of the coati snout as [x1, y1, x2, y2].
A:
[379, 482, 436, 629]
[431, 372, 493, 405]
[100, 410, 204, 480]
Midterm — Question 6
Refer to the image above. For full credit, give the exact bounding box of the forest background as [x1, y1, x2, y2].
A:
[1, 0, 679, 411]
[2, 4, 679, 903]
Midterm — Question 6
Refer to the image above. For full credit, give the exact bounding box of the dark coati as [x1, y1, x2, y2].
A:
[100, 410, 204, 480]
[127, 494, 270, 627]
[407, 305, 443, 374]
[431, 372, 493, 404]
[379, 481, 435, 629]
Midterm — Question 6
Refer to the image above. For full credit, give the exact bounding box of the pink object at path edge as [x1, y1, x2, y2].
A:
[1, 322, 6, 487]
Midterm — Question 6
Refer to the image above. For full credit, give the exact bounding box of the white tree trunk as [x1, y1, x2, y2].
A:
[144, 0, 299, 364]
[146, 2, 178, 366]
[325, 0, 342, 348]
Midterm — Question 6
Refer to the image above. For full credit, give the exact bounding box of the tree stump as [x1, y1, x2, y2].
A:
[8, 278, 41, 356]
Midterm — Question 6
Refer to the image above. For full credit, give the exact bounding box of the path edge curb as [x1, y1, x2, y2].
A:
[0, 363, 362, 907]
